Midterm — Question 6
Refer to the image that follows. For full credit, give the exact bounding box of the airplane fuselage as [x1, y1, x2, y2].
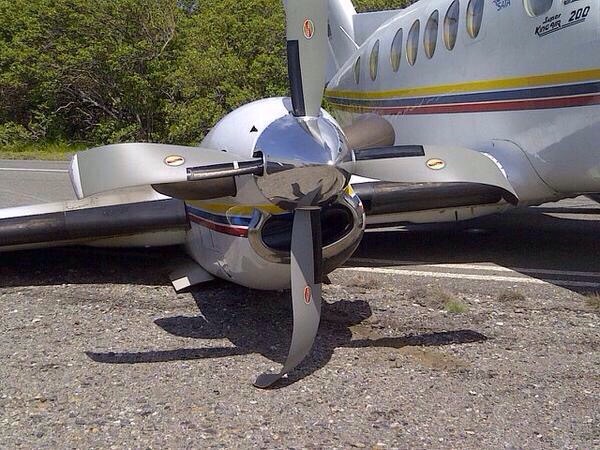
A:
[326, 0, 600, 204]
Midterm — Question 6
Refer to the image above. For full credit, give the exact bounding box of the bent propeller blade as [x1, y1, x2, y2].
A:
[255, 207, 323, 388]
[284, 0, 328, 117]
[71, 143, 258, 199]
[352, 145, 519, 205]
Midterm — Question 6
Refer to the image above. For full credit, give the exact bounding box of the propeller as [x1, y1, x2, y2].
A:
[352, 145, 519, 205]
[252, 0, 337, 388]
[71, 0, 343, 389]
[70, 0, 520, 390]
[70, 143, 262, 200]
[284, 0, 328, 117]
[254, 207, 323, 388]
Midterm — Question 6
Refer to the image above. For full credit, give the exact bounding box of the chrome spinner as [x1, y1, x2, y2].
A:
[253, 114, 353, 210]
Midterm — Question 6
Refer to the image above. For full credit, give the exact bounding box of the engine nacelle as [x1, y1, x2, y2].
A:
[201, 97, 345, 159]
[183, 97, 365, 290]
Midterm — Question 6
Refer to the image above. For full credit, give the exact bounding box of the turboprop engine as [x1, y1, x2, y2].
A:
[68, 0, 362, 388]
[184, 97, 364, 291]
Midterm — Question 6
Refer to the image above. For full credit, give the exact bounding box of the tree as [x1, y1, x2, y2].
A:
[0, 0, 411, 147]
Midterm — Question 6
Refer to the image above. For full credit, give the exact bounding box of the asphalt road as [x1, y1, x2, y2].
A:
[0, 160, 73, 208]
[0, 160, 598, 449]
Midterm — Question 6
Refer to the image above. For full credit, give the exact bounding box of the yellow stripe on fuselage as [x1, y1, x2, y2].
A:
[186, 186, 358, 217]
[325, 68, 600, 100]
[186, 201, 286, 216]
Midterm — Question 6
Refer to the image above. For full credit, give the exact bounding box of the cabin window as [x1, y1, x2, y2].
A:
[406, 20, 420, 66]
[370, 40, 380, 81]
[466, 0, 484, 39]
[524, 0, 553, 16]
[390, 28, 403, 72]
[354, 57, 361, 84]
[424, 10, 439, 59]
[444, 0, 459, 50]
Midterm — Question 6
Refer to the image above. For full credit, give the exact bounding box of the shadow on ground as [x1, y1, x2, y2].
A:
[0, 246, 182, 287]
[88, 285, 487, 387]
[353, 207, 600, 294]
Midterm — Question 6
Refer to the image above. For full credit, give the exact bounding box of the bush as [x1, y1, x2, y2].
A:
[0, 122, 33, 147]
[0, 0, 411, 148]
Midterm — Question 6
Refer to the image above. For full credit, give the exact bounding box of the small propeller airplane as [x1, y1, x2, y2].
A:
[0, 0, 598, 387]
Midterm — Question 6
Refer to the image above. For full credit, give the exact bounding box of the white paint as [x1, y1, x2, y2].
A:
[340, 267, 600, 288]
[327, 0, 600, 199]
[172, 276, 191, 292]
[350, 258, 600, 279]
[0, 168, 69, 174]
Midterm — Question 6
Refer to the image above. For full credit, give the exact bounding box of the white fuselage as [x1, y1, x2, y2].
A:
[326, 0, 600, 203]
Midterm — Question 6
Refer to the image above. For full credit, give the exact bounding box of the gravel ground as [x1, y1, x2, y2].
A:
[1, 247, 598, 449]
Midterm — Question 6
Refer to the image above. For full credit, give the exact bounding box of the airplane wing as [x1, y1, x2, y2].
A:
[0, 187, 189, 252]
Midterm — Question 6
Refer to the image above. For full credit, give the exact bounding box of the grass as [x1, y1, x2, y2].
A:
[586, 293, 600, 311]
[409, 287, 469, 314]
[498, 289, 526, 304]
[0, 142, 86, 161]
[444, 299, 469, 314]
[347, 273, 382, 290]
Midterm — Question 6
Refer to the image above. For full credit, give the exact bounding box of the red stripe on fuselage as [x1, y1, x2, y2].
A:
[188, 214, 249, 238]
[331, 93, 600, 115]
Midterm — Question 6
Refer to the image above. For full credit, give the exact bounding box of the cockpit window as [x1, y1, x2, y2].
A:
[424, 10, 439, 59]
[466, 0, 484, 39]
[370, 40, 380, 81]
[390, 28, 403, 72]
[354, 57, 361, 84]
[406, 20, 420, 66]
[444, 0, 459, 50]
[524, 0, 553, 16]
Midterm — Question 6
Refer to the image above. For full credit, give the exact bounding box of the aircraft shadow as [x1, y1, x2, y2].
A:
[87, 285, 487, 388]
[0, 246, 181, 288]
[353, 206, 600, 294]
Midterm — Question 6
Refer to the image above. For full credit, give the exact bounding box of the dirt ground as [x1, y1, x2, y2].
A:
[1, 246, 598, 449]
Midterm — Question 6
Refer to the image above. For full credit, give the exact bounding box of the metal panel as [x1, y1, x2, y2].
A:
[0, 199, 188, 247]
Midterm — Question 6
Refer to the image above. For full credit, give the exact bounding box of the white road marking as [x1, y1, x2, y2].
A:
[340, 267, 600, 288]
[0, 168, 69, 174]
[350, 258, 600, 279]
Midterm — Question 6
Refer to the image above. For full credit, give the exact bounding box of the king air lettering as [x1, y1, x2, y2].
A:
[535, 14, 562, 37]
[535, 6, 590, 37]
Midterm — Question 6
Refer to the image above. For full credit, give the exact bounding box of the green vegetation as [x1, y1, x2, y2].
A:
[408, 287, 469, 314]
[586, 293, 600, 311]
[444, 298, 468, 314]
[0, 0, 409, 157]
[0, 142, 85, 160]
[498, 290, 527, 304]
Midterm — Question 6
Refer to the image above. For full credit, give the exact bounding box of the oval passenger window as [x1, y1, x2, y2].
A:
[444, 0, 459, 50]
[406, 20, 420, 66]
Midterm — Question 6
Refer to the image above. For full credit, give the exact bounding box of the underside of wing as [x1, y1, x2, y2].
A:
[0, 188, 189, 252]
[353, 181, 514, 226]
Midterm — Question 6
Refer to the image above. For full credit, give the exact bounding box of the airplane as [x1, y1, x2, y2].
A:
[0, 0, 598, 388]
[325, 0, 600, 225]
